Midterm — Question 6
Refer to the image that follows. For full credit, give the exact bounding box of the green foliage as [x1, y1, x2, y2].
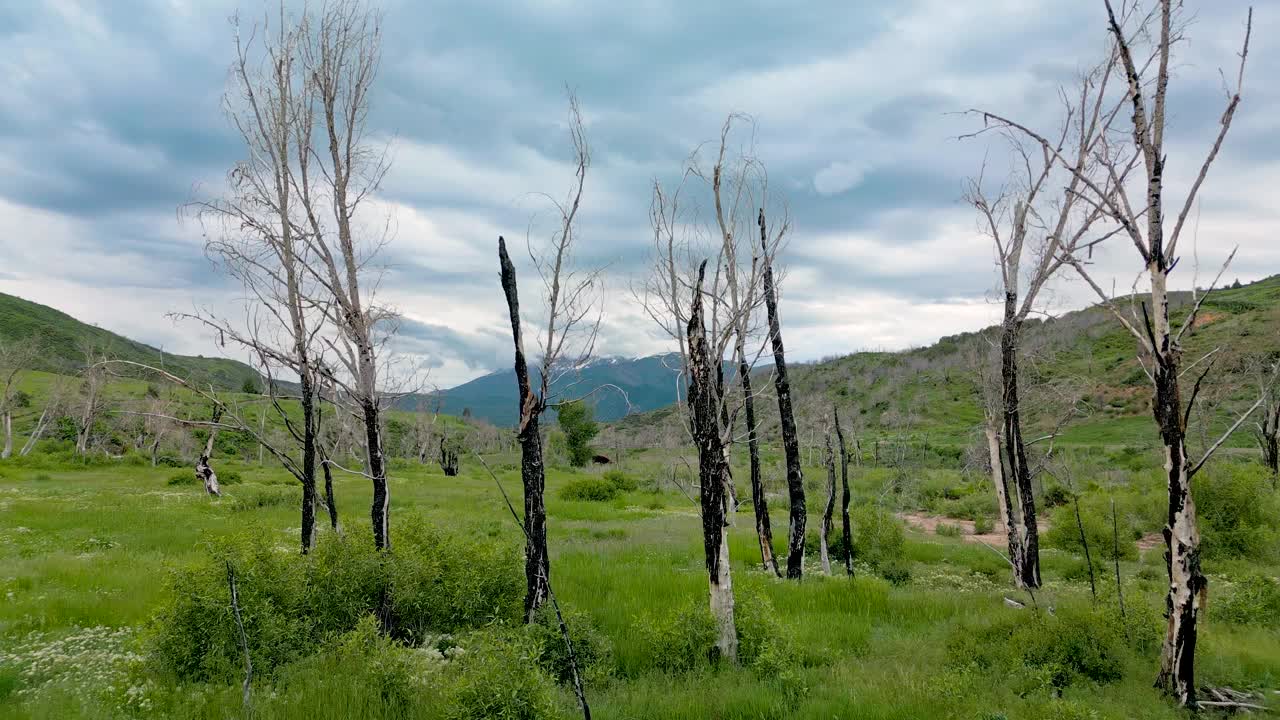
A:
[973, 516, 994, 535]
[631, 599, 718, 674]
[146, 521, 522, 683]
[1041, 483, 1071, 508]
[1044, 500, 1138, 562]
[1193, 463, 1279, 561]
[559, 477, 619, 502]
[852, 506, 907, 575]
[167, 470, 241, 486]
[602, 469, 636, 492]
[439, 629, 560, 720]
[527, 603, 614, 685]
[947, 607, 1125, 692]
[935, 523, 962, 538]
[1214, 573, 1280, 625]
[557, 400, 599, 467]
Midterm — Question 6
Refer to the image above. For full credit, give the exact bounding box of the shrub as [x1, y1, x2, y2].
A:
[631, 600, 718, 674]
[147, 521, 522, 683]
[851, 506, 906, 571]
[1044, 501, 1137, 562]
[880, 560, 912, 586]
[527, 604, 613, 685]
[936, 523, 962, 538]
[230, 485, 293, 511]
[1041, 483, 1072, 508]
[559, 477, 619, 502]
[947, 607, 1124, 691]
[441, 629, 559, 720]
[557, 400, 599, 468]
[1214, 573, 1280, 625]
[973, 516, 994, 535]
[602, 469, 636, 492]
[1193, 464, 1278, 561]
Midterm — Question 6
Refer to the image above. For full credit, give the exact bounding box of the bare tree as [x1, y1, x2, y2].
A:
[183, 3, 328, 553]
[685, 260, 737, 662]
[20, 377, 68, 457]
[759, 206, 806, 578]
[293, 1, 397, 551]
[75, 347, 108, 456]
[0, 339, 36, 459]
[971, 0, 1255, 704]
[197, 405, 224, 497]
[497, 92, 601, 622]
[820, 419, 837, 575]
[963, 57, 1123, 588]
[834, 407, 854, 576]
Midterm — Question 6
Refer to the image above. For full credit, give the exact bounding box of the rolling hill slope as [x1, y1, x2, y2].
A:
[0, 292, 261, 391]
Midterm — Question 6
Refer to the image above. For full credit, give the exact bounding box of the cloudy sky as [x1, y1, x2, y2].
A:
[1, 0, 1276, 388]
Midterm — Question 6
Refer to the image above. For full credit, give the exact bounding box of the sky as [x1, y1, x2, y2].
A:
[1, 0, 1276, 389]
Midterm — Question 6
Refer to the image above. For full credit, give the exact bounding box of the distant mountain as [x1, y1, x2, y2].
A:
[407, 354, 694, 426]
[0, 292, 262, 391]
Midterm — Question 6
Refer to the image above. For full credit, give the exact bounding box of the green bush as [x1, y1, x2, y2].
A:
[1044, 501, 1137, 562]
[1214, 573, 1280, 625]
[230, 484, 293, 511]
[1041, 483, 1072, 508]
[973, 516, 994, 535]
[441, 629, 560, 720]
[557, 400, 599, 468]
[147, 521, 522, 683]
[631, 599, 718, 674]
[559, 477, 619, 502]
[734, 589, 798, 674]
[527, 603, 613, 685]
[852, 506, 906, 571]
[936, 523, 962, 538]
[602, 469, 637, 492]
[947, 607, 1124, 691]
[1193, 464, 1279, 561]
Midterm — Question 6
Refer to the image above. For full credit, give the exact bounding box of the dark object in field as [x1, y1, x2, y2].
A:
[197, 405, 222, 497]
[591, 454, 611, 465]
[440, 437, 460, 477]
[760, 208, 806, 579]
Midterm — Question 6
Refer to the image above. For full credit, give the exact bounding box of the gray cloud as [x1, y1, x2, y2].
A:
[0, 0, 1274, 387]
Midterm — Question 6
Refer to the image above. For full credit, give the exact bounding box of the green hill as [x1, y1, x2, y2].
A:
[611, 274, 1280, 455]
[0, 292, 261, 391]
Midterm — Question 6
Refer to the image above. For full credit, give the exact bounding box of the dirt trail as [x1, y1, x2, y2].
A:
[897, 512, 1051, 547]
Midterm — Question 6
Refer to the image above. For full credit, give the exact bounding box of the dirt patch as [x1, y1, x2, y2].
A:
[1136, 531, 1163, 554]
[896, 512, 1044, 547]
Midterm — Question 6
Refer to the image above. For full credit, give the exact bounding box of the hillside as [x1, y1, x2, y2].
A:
[0, 292, 261, 391]
[413, 354, 701, 426]
[610, 274, 1280, 454]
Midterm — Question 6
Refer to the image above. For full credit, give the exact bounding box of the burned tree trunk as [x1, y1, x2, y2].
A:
[820, 423, 837, 575]
[740, 346, 779, 576]
[298, 374, 319, 554]
[834, 407, 853, 576]
[499, 237, 551, 623]
[197, 406, 223, 497]
[760, 208, 806, 579]
[999, 300, 1041, 589]
[320, 447, 340, 532]
[686, 260, 736, 663]
[439, 436, 460, 477]
[1255, 392, 1279, 483]
[1, 411, 11, 459]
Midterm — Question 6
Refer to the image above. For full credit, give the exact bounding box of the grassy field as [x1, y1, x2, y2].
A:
[1, 448, 1276, 719]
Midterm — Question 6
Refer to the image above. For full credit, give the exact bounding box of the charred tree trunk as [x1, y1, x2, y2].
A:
[760, 209, 806, 579]
[320, 447, 340, 532]
[360, 393, 390, 551]
[299, 374, 318, 554]
[439, 436, 460, 476]
[835, 408, 853, 576]
[1150, 290, 1205, 706]
[197, 406, 223, 497]
[499, 237, 551, 622]
[740, 347, 779, 576]
[820, 424, 837, 575]
[686, 260, 736, 663]
[1256, 396, 1279, 483]
[986, 423, 1020, 574]
[999, 300, 1041, 589]
[1, 411, 11, 459]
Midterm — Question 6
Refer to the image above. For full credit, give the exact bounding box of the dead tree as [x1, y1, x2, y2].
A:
[439, 435, 459, 477]
[295, 1, 396, 551]
[197, 405, 224, 497]
[1253, 375, 1278, 483]
[638, 115, 783, 575]
[964, 51, 1122, 589]
[20, 377, 68, 457]
[820, 420, 837, 575]
[760, 207, 806, 578]
[972, 0, 1256, 704]
[75, 351, 107, 456]
[497, 92, 600, 623]
[183, 4, 326, 553]
[0, 339, 36, 459]
[834, 407, 854, 576]
[686, 260, 737, 662]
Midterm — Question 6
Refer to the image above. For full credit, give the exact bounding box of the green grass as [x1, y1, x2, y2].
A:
[1, 449, 1277, 719]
